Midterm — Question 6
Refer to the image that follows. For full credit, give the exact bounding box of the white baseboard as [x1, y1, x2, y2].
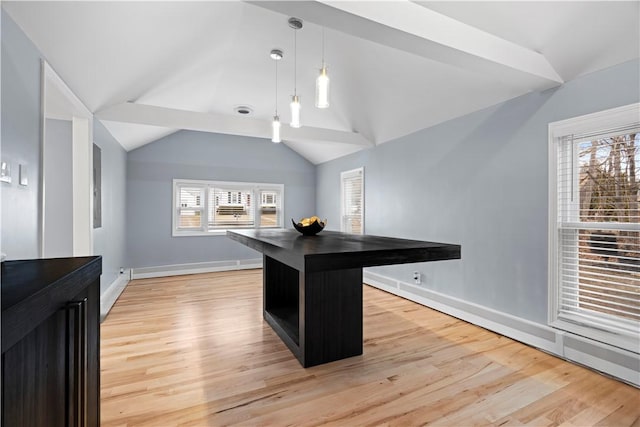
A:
[363, 269, 639, 387]
[131, 258, 263, 279]
[100, 269, 131, 321]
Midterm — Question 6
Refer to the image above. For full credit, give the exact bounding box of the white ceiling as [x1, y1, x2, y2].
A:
[4, 1, 639, 164]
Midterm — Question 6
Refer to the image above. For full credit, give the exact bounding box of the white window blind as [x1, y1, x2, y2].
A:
[341, 167, 364, 234]
[550, 105, 639, 352]
[176, 185, 205, 230]
[258, 190, 281, 228]
[209, 187, 254, 228]
[173, 179, 283, 236]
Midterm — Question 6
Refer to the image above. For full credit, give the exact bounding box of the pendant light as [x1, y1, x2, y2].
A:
[270, 49, 283, 143]
[288, 17, 302, 128]
[315, 27, 330, 109]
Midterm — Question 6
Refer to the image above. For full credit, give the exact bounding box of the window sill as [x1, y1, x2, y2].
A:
[173, 227, 284, 237]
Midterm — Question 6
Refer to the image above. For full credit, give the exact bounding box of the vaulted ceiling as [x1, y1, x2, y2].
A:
[4, 1, 639, 164]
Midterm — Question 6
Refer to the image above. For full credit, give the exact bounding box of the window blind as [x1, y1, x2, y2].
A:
[258, 190, 281, 228]
[177, 185, 204, 229]
[209, 187, 254, 228]
[341, 168, 364, 234]
[555, 128, 639, 345]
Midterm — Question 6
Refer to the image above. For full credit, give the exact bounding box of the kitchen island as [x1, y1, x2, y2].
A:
[228, 229, 460, 367]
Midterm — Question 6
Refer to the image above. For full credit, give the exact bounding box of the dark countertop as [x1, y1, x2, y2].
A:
[1, 256, 100, 312]
[228, 229, 460, 272]
[2, 256, 102, 352]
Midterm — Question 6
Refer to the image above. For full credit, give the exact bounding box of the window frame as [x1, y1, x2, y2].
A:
[174, 183, 206, 232]
[548, 103, 640, 352]
[172, 178, 284, 236]
[340, 167, 364, 234]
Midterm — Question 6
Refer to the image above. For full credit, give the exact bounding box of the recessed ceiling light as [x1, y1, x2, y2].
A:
[234, 106, 253, 115]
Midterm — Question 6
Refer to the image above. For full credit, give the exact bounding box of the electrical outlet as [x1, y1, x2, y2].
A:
[413, 271, 421, 285]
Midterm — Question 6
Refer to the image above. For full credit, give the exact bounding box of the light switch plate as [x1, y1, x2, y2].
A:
[0, 161, 11, 183]
[19, 164, 28, 186]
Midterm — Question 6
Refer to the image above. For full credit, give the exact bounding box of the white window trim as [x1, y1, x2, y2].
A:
[548, 103, 640, 352]
[172, 178, 284, 237]
[174, 183, 206, 233]
[340, 167, 364, 234]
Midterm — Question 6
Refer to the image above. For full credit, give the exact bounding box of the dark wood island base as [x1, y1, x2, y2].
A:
[264, 255, 363, 367]
[228, 229, 460, 368]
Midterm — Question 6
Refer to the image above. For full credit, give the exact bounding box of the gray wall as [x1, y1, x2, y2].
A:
[317, 59, 640, 325]
[126, 131, 316, 268]
[1, 12, 128, 298]
[1, 10, 42, 260]
[93, 120, 128, 294]
[43, 118, 72, 257]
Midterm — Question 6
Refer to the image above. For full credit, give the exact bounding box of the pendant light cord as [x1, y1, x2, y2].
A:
[322, 27, 325, 67]
[294, 28, 298, 95]
[275, 58, 278, 115]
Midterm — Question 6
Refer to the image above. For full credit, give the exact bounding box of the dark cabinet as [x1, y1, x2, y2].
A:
[1, 256, 102, 427]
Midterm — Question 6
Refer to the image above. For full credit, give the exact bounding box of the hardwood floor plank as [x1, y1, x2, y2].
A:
[101, 269, 640, 426]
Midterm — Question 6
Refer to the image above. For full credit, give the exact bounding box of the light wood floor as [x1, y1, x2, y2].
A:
[101, 269, 640, 426]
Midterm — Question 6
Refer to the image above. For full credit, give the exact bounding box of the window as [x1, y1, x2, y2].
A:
[549, 103, 639, 352]
[173, 179, 283, 236]
[341, 167, 364, 234]
[176, 185, 205, 230]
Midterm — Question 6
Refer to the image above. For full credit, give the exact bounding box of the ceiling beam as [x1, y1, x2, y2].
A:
[95, 103, 373, 147]
[249, 1, 563, 88]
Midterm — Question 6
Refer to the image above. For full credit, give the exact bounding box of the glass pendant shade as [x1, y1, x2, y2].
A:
[315, 66, 330, 109]
[272, 115, 281, 143]
[290, 95, 301, 128]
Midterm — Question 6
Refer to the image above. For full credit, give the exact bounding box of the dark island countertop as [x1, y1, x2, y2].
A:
[1, 256, 102, 351]
[228, 229, 460, 272]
